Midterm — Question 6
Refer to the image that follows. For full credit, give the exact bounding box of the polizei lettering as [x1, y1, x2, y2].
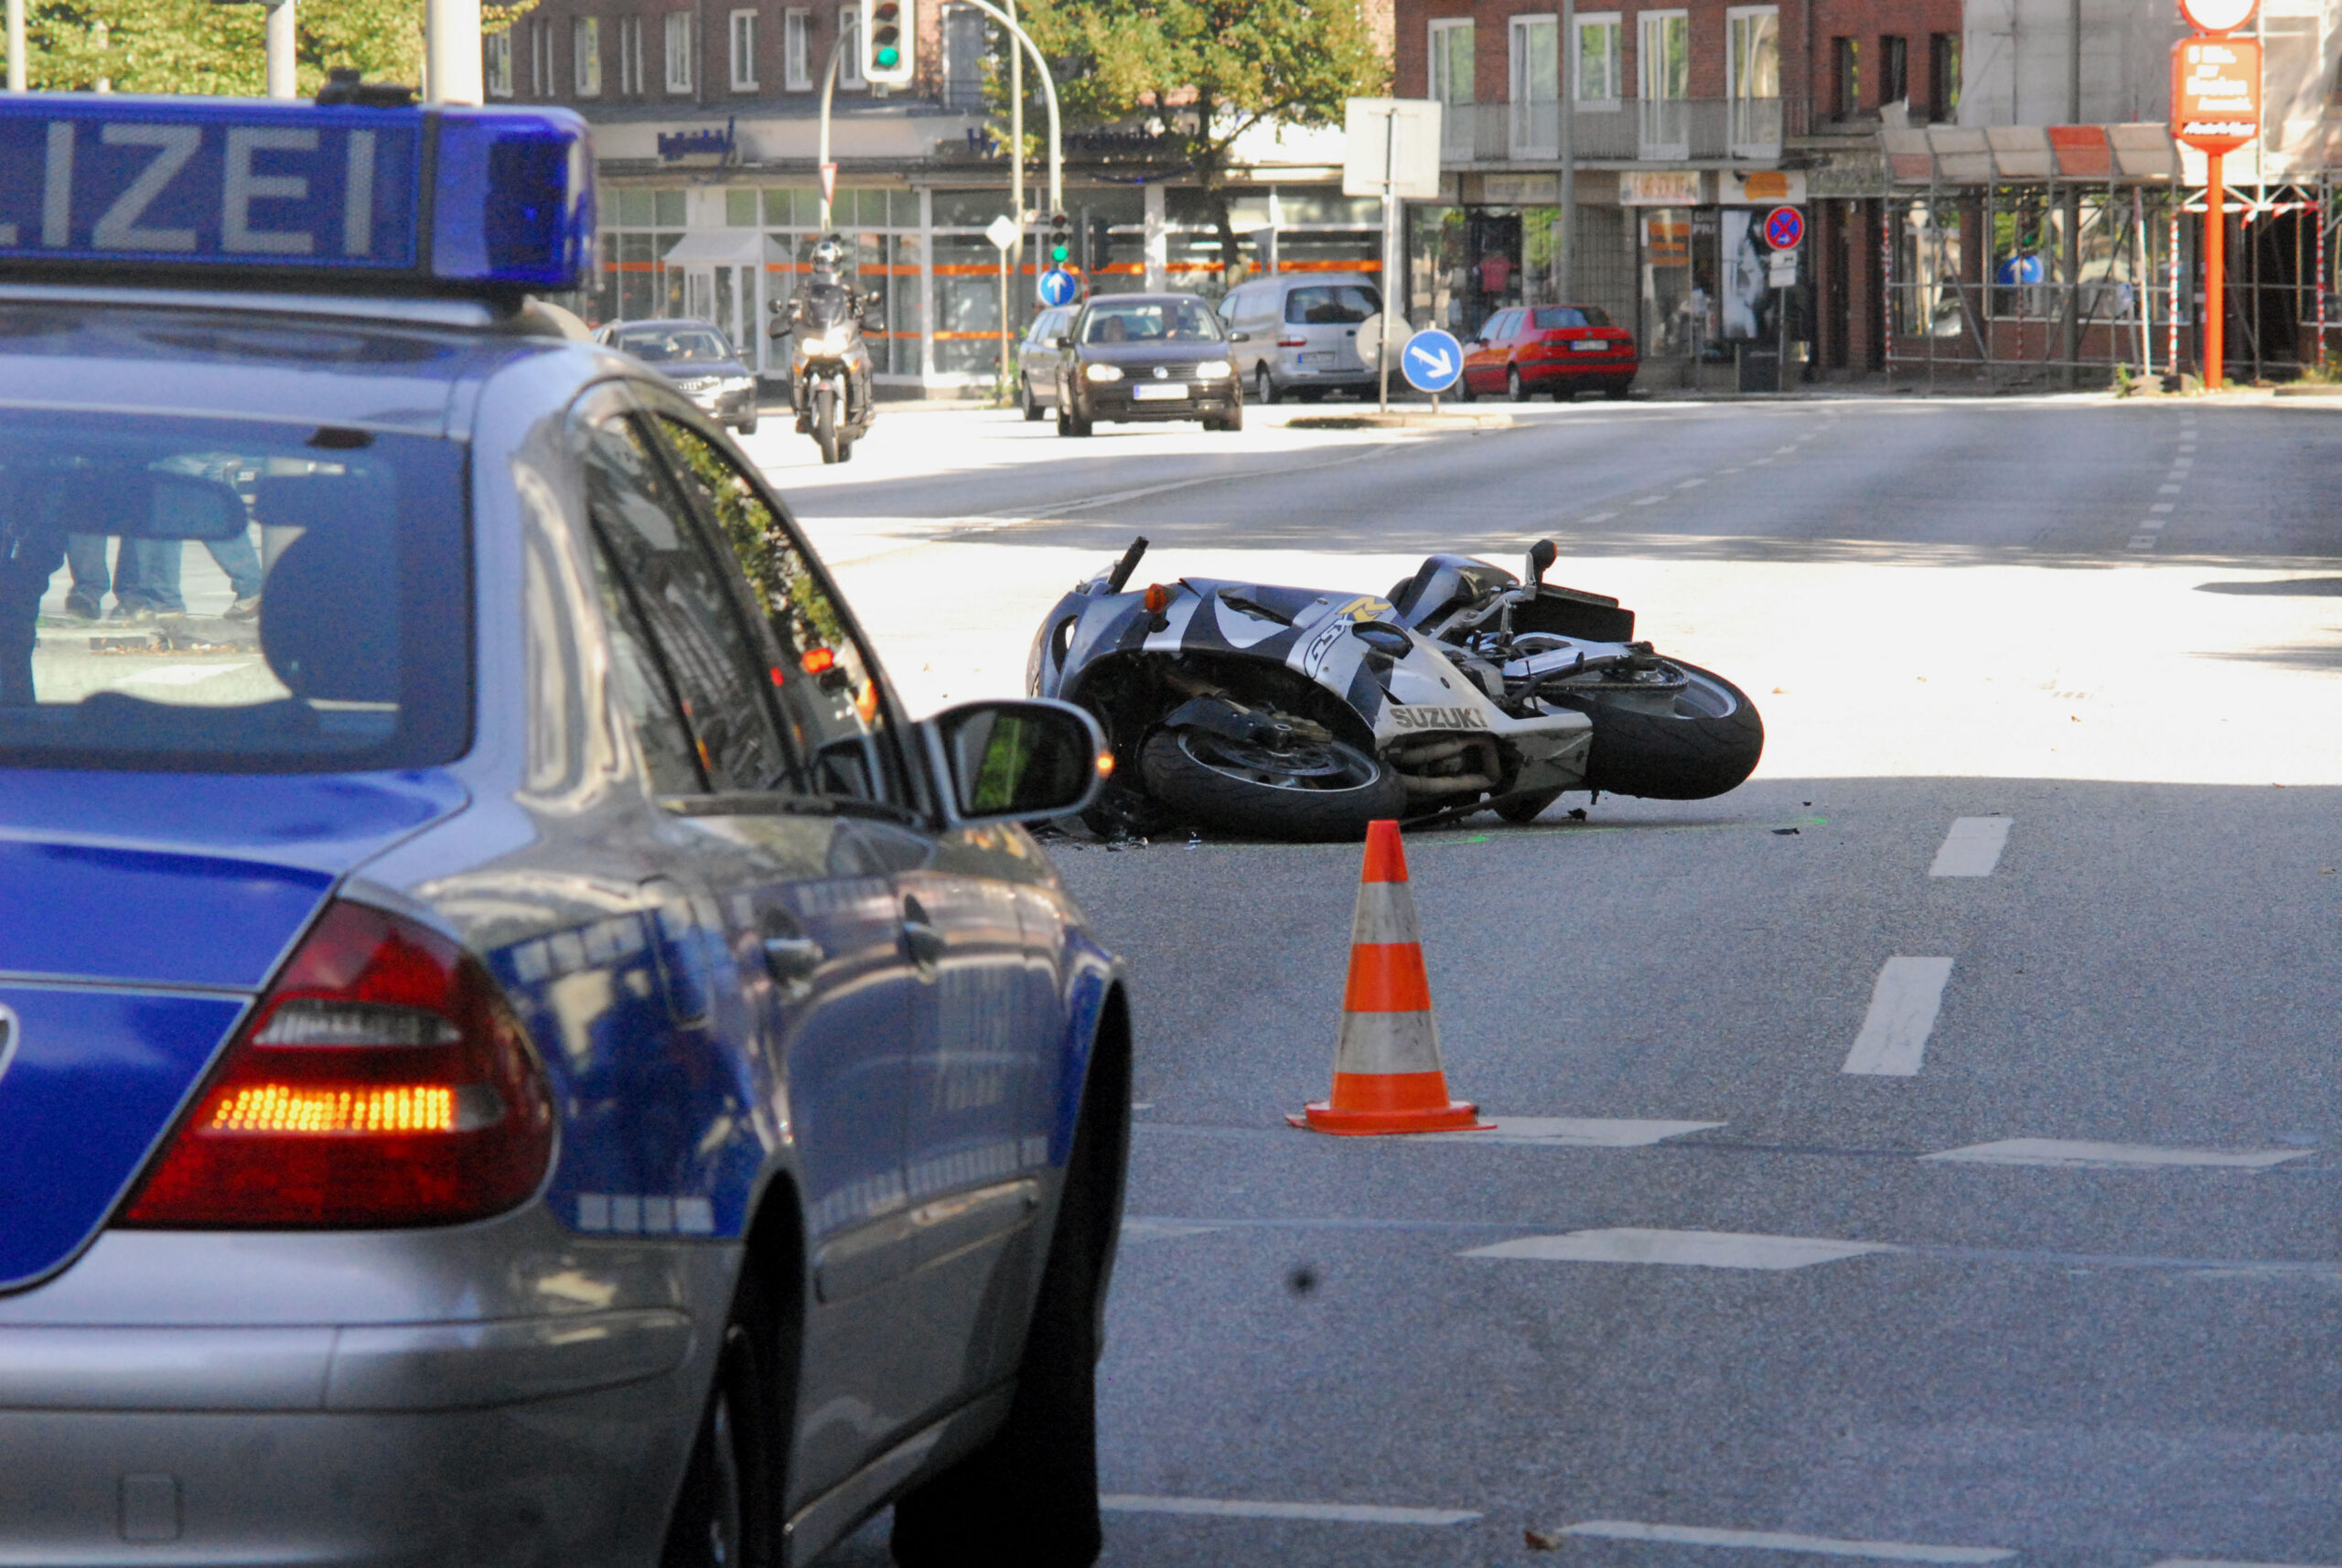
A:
[1390, 704, 1490, 731]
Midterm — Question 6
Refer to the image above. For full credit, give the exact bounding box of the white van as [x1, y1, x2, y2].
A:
[1217, 274, 1382, 403]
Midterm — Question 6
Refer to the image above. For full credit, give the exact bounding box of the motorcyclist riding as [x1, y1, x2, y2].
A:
[781, 234, 877, 436]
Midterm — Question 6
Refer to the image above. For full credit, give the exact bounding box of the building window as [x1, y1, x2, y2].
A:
[838, 5, 866, 88]
[486, 28, 513, 97]
[1881, 34, 1908, 107]
[618, 15, 643, 93]
[1832, 36, 1860, 120]
[1724, 6, 1778, 153]
[665, 12, 694, 92]
[729, 9, 758, 89]
[531, 18, 553, 96]
[943, 5, 985, 109]
[1430, 19, 1474, 153]
[1509, 16, 1558, 157]
[784, 9, 811, 88]
[574, 17, 603, 96]
[1573, 12, 1620, 110]
[1638, 11, 1688, 156]
[1926, 32, 1959, 121]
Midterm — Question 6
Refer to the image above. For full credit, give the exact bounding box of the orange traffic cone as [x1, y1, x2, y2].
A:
[1289, 820, 1492, 1135]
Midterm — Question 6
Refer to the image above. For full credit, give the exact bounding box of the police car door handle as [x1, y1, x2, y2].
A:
[761, 933, 824, 984]
[899, 899, 947, 970]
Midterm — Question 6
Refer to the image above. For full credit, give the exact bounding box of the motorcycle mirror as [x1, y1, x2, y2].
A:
[1527, 539, 1558, 585]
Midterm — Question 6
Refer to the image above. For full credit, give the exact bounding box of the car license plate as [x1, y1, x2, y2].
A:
[1300, 352, 1335, 366]
[1571, 340, 1606, 352]
[1133, 383, 1189, 400]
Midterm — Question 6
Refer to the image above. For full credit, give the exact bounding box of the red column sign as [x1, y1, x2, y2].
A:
[2173, 37, 2261, 391]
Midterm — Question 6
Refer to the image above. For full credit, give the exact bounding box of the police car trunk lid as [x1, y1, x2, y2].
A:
[0, 769, 467, 1289]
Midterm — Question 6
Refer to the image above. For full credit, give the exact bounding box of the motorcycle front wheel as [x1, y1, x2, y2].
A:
[1549, 659, 1763, 800]
[814, 386, 839, 464]
[1140, 725, 1403, 842]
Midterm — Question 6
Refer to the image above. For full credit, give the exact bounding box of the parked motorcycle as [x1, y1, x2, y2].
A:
[1028, 536, 1763, 840]
[769, 235, 879, 465]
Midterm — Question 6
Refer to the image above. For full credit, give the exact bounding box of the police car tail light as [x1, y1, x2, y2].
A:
[120, 902, 555, 1230]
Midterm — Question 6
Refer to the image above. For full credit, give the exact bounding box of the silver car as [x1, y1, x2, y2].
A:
[1018, 306, 1077, 420]
[0, 91, 1129, 1568]
[1218, 274, 1383, 403]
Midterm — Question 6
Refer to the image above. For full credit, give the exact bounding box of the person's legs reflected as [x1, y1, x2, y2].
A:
[63, 533, 109, 619]
[207, 527, 263, 618]
[114, 538, 186, 617]
[0, 533, 62, 703]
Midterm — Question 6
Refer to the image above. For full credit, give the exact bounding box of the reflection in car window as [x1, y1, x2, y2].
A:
[655, 417, 904, 806]
[582, 415, 789, 793]
[587, 542, 706, 795]
[1285, 285, 1380, 325]
[1081, 299, 1223, 345]
[0, 411, 468, 774]
[615, 328, 735, 364]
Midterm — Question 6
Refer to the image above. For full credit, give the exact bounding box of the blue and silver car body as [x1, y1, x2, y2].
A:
[0, 92, 1126, 1568]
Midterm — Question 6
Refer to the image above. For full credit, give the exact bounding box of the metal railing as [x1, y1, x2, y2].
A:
[1445, 95, 1806, 165]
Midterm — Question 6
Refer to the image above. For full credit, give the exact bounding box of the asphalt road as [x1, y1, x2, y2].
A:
[781, 392, 2342, 1568]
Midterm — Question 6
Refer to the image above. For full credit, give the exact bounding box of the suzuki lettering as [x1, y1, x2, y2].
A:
[1401, 328, 1464, 393]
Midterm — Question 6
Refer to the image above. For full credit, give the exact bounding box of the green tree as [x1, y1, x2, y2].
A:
[1003, 0, 1386, 279]
[8, 0, 531, 97]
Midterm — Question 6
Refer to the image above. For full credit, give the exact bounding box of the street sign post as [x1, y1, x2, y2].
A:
[1038, 267, 1080, 308]
[2172, 8, 2262, 391]
[987, 215, 1022, 403]
[1402, 329, 1464, 395]
[1345, 98, 1444, 413]
[1763, 206, 1804, 252]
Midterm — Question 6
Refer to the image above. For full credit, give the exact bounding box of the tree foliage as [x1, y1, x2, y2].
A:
[7, 0, 532, 97]
[1002, 0, 1385, 268]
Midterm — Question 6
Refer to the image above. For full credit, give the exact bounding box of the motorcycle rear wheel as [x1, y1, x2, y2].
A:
[814, 388, 839, 464]
[1549, 659, 1763, 800]
[1140, 725, 1403, 842]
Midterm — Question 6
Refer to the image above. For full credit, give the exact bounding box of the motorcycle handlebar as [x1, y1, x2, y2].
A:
[1105, 537, 1150, 596]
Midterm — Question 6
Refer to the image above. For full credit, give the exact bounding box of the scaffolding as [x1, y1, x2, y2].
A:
[1879, 124, 2339, 389]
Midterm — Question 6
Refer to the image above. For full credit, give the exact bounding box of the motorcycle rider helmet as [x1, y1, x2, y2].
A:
[809, 233, 850, 281]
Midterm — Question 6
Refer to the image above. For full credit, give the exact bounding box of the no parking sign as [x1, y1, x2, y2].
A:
[1763, 206, 1805, 252]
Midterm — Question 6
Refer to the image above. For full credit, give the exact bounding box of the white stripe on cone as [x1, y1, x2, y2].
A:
[1332, 1009, 1446, 1077]
[1350, 880, 1423, 946]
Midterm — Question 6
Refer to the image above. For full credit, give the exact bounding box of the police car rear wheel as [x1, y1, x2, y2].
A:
[891, 1036, 1127, 1568]
[663, 1282, 782, 1568]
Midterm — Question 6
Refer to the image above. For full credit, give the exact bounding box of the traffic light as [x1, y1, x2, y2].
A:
[1087, 217, 1113, 274]
[1047, 214, 1071, 267]
[861, 0, 913, 85]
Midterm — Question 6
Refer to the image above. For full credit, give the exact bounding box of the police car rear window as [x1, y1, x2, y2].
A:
[0, 411, 469, 773]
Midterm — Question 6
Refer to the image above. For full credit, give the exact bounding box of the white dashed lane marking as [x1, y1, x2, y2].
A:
[1464, 1228, 1896, 1270]
[2152, 501, 2175, 512]
[1928, 816, 2011, 876]
[1557, 1520, 2014, 1563]
[2148, 1559, 2342, 1568]
[1101, 1496, 1478, 1527]
[1922, 1139, 2312, 1171]
[1842, 957, 1957, 1076]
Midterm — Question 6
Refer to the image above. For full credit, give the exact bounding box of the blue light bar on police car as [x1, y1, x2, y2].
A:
[0, 96, 592, 295]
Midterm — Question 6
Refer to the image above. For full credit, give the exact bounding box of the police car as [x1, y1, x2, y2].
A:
[0, 92, 1129, 1568]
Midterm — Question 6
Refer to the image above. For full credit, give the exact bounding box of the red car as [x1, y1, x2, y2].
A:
[1458, 305, 1637, 402]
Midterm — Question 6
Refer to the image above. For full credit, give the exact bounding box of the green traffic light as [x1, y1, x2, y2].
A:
[1051, 243, 1069, 263]
[875, 43, 900, 66]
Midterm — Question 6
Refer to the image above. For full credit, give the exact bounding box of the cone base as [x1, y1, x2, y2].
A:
[1286, 1100, 1494, 1136]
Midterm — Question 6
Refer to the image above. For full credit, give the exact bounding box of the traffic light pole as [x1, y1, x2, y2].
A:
[816, 14, 857, 231]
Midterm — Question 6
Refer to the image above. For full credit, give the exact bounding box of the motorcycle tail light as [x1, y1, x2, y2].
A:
[119, 901, 554, 1230]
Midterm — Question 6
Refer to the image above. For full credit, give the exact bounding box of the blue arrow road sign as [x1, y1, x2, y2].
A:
[1401, 328, 1464, 393]
[1037, 267, 1081, 307]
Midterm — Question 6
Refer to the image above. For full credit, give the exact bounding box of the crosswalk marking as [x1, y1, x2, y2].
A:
[1464, 1228, 1896, 1271]
[1842, 957, 1956, 1076]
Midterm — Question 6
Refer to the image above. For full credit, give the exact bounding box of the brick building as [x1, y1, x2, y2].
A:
[1391, 0, 1962, 386]
[491, 0, 1391, 392]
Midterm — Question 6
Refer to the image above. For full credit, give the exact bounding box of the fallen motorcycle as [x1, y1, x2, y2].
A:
[1027, 536, 1763, 840]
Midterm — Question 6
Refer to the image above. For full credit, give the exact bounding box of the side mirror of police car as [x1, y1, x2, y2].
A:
[919, 698, 1109, 827]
